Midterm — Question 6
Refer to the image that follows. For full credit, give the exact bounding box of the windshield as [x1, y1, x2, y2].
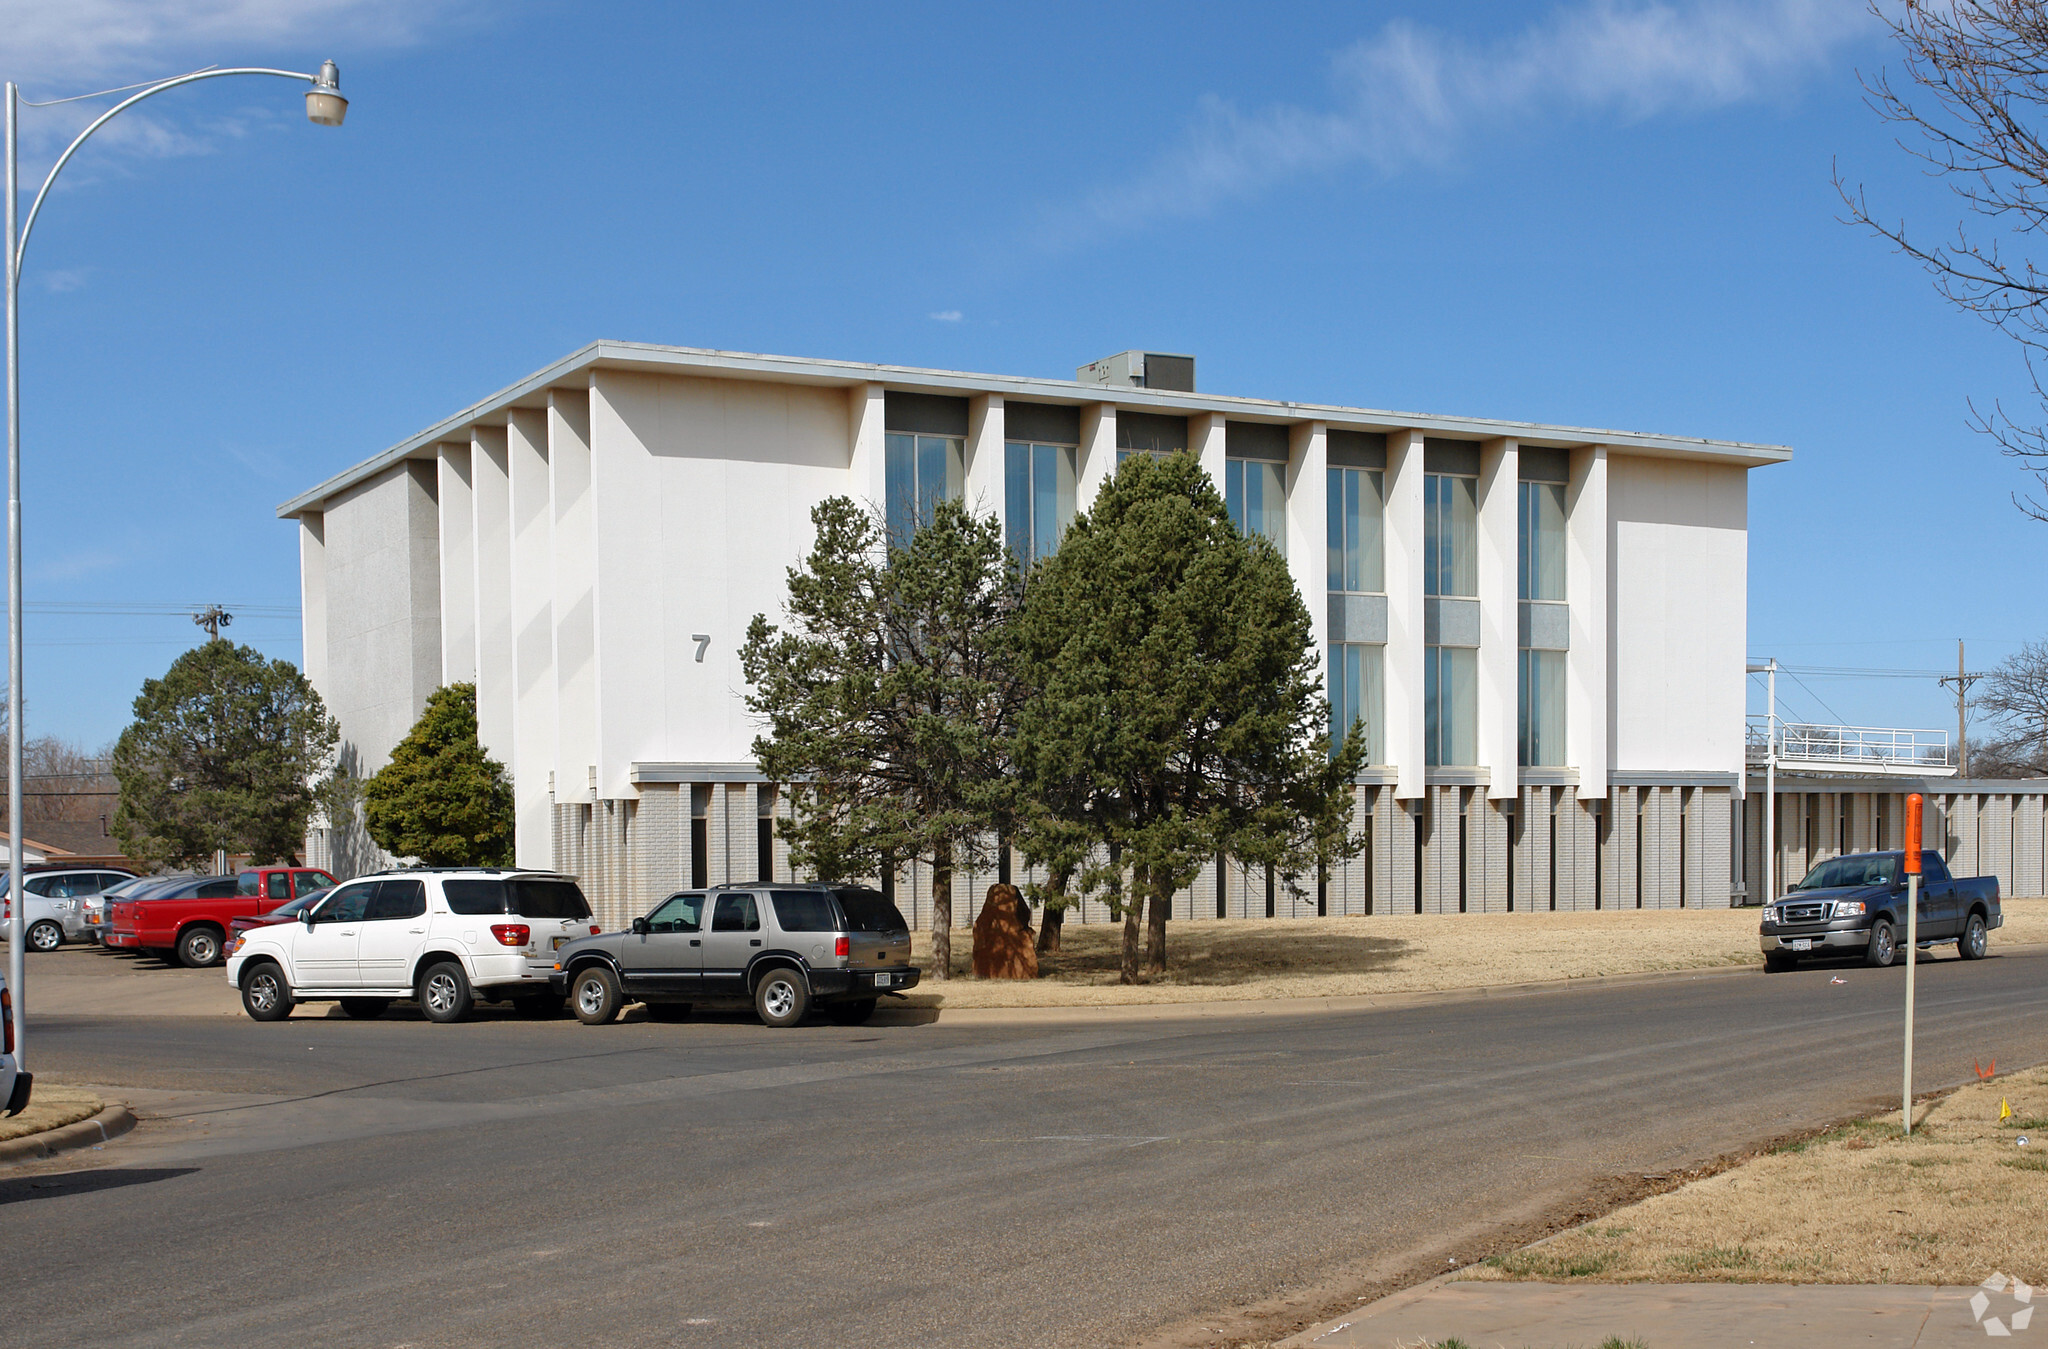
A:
[1793, 855, 1897, 891]
[835, 887, 909, 934]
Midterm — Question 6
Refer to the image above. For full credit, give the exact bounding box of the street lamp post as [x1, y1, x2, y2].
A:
[3, 61, 346, 1078]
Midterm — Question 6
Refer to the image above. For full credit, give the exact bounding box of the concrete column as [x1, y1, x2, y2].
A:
[507, 407, 556, 870]
[1702, 787, 1733, 908]
[1477, 438, 1518, 799]
[1376, 790, 1415, 915]
[1078, 403, 1117, 512]
[470, 424, 515, 768]
[436, 444, 476, 686]
[1982, 794, 2013, 895]
[1192, 412, 1226, 495]
[965, 393, 1004, 523]
[1476, 795, 1509, 912]
[1566, 446, 1609, 801]
[1287, 421, 1328, 661]
[848, 383, 886, 511]
[1383, 430, 1426, 799]
[549, 388, 596, 838]
[299, 514, 328, 694]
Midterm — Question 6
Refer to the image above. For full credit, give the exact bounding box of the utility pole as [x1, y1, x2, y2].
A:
[1938, 639, 1984, 777]
[192, 605, 232, 640]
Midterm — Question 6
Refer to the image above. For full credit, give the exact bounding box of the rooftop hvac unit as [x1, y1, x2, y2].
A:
[1075, 350, 1195, 393]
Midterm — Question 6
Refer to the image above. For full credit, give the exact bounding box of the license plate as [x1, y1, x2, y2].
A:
[552, 935, 570, 950]
[874, 973, 893, 988]
[1791, 938, 1812, 951]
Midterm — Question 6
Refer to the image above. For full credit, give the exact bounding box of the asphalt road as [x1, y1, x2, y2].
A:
[7, 947, 2048, 1349]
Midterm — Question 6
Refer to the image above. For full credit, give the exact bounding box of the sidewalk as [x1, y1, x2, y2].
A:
[1281, 1278, 2030, 1347]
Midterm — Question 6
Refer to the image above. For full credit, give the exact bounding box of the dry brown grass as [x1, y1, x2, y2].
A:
[1471, 1063, 2048, 1288]
[0, 1082, 102, 1143]
[897, 896, 2048, 1008]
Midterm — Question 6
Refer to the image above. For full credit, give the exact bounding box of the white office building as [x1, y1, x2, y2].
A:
[281, 342, 1788, 928]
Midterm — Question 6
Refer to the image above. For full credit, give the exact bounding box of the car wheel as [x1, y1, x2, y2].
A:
[241, 962, 294, 1022]
[1762, 952, 1799, 974]
[825, 998, 878, 1025]
[177, 925, 225, 968]
[1865, 919, 1898, 968]
[1958, 911, 1989, 961]
[644, 1002, 692, 1023]
[754, 968, 809, 1028]
[418, 961, 474, 1023]
[571, 966, 622, 1025]
[25, 920, 62, 953]
[511, 992, 564, 1018]
[340, 997, 390, 1020]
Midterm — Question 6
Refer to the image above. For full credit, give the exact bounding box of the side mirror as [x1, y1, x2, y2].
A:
[631, 916, 650, 936]
[301, 910, 315, 928]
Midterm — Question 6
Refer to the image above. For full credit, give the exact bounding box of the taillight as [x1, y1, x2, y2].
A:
[834, 936, 849, 958]
[589, 925, 600, 935]
[2, 986, 12, 1055]
[491, 924, 531, 947]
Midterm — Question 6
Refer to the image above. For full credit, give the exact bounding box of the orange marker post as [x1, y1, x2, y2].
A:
[1902, 793, 1923, 1133]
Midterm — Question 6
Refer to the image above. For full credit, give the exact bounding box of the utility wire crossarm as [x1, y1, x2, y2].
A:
[3, 59, 347, 1086]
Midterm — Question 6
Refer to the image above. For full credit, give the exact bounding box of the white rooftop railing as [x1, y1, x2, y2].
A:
[1745, 718, 1953, 771]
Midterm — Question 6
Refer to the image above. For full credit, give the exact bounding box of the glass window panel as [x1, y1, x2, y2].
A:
[1425, 474, 1477, 597]
[1519, 481, 1566, 601]
[1519, 648, 1567, 766]
[1226, 460, 1244, 534]
[1032, 442, 1058, 562]
[1356, 470, 1382, 592]
[885, 432, 916, 549]
[1005, 441, 1031, 563]
[1328, 642, 1385, 765]
[1230, 460, 1286, 553]
[1426, 645, 1478, 765]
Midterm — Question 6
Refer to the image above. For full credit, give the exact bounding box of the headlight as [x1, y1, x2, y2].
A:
[1832, 901, 1865, 918]
[229, 935, 246, 956]
[1761, 906, 1777, 924]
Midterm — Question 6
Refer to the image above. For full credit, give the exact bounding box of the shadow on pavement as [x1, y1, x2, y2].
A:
[0, 1167, 200, 1205]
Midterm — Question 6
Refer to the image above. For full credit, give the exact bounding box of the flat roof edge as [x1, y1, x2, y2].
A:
[278, 340, 1794, 518]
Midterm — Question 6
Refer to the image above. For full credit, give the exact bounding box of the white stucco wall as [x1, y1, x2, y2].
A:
[1608, 456, 1748, 776]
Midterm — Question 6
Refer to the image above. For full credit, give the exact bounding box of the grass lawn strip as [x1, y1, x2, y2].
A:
[0, 1083, 104, 1143]
[1470, 1063, 2048, 1289]
[894, 896, 2048, 1008]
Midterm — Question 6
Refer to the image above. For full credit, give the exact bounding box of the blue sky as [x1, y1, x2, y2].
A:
[0, 0, 2038, 748]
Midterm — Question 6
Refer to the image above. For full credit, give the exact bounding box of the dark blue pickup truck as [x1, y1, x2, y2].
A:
[1760, 850, 2001, 972]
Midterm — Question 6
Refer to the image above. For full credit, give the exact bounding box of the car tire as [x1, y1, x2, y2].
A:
[241, 962, 294, 1022]
[644, 1002, 693, 1023]
[754, 968, 809, 1028]
[570, 966, 623, 1025]
[825, 998, 878, 1025]
[1763, 951, 1799, 974]
[1958, 911, 1990, 961]
[511, 992, 564, 1018]
[177, 925, 225, 969]
[340, 997, 390, 1020]
[1865, 919, 1898, 968]
[25, 920, 62, 953]
[418, 961, 474, 1024]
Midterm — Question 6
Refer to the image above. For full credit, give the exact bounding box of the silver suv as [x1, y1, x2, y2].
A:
[552, 883, 918, 1028]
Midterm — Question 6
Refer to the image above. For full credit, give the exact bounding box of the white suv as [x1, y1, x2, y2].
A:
[225, 869, 597, 1023]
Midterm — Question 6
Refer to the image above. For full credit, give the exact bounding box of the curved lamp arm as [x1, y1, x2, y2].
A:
[16, 65, 338, 276]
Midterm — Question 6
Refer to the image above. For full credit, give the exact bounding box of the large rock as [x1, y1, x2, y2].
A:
[972, 883, 1038, 980]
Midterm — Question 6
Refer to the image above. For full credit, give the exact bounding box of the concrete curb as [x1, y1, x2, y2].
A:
[0, 1105, 136, 1165]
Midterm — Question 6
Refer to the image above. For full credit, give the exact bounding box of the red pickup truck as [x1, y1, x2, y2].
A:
[106, 866, 338, 968]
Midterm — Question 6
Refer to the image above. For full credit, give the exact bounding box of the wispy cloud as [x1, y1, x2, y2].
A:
[929, 310, 964, 323]
[1050, 0, 1879, 245]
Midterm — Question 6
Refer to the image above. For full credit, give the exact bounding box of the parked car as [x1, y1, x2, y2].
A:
[552, 882, 919, 1029]
[225, 868, 599, 1023]
[81, 872, 158, 943]
[2, 968, 26, 1116]
[106, 866, 336, 968]
[5, 867, 137, 952]
[228, 890, 327, 941]
[1759, 849, 2002, 972]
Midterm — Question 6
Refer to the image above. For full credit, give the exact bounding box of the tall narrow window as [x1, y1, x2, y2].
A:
[1424, 645, 1477, 766]
[1519, 649, 1565, 766]
[1518, 480, 1566, 601]
[1326, 467, 1385, 593]
[1004, 440, 1076, 566]
[1329, 642, 1385, 765]
[884, 432, 962, 548]
[1226, 459, 1287, 551]
[1423, 473, 1478, 596]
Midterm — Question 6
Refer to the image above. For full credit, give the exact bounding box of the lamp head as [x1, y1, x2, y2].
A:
[305, 59, 347, 127]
